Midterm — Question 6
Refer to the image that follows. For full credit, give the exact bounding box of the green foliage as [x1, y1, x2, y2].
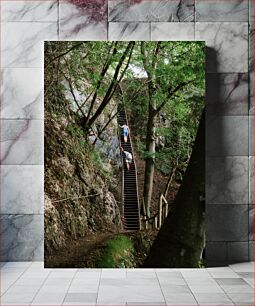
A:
[96, 235, 135, 268]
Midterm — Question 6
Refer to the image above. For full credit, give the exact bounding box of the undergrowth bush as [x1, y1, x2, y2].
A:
[96, 235, 135, 268]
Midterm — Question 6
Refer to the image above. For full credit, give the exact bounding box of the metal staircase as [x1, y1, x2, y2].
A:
[118, 110, 140, 230]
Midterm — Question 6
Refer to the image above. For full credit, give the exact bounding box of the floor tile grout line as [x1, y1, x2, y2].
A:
[29, 266, 53, 305]
[179, 271, 200, 306]
[61, 268, 78, 305]
[154, 268, 167, 306]
[95, 268, 102, 305]
[1, 262, 33, 296]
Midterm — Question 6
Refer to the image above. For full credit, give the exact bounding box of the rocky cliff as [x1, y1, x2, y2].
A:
[44, 84, 122, 254]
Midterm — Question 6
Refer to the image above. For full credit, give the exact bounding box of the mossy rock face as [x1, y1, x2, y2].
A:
[96, 235, 136, 268]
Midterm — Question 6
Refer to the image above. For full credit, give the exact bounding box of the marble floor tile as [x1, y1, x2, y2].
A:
[192, 292, 234, 305]
[108, 0, 195, 22]
[237, 272, 255, 278]
[227, 292, 254, 305]
[1, 68, 43, 119]
[101, 268, 126, 278]
[68, 278, 99, 293]
[2, 284, 41, 303]
[2, 261, 32, 269]
[96, 284, 127, 304]
[2, 22, 58, 68]
[229, 262, 254, 272]
[127, 303, 166, 306]
[206, 116, 248, 156]
[108, 22, 150, 40]
[206, 73, 249, 116]
[243, 276, 255, 288]
[41, 277, 73, 289]
[215, 278, 249, 285]
[180, 268, 211, 278]
[126, 269, 157, 279]
[157, 277, 187, 286]
[207, 267, 240, 279]
[1, 119, 43, 165]
[162, 293, 198, 305]
[1, 165, 43, 214]
[59, 1, 107, 40]
[75, 270, 101, 279]
[189, 284, 224, 294]
[64, 293, 97, 303]
[31, 291, 67, 305]
[151, 22, 195, 41]
[1, 0, 58, 22]
[206, 156, 249, 204]
[219, 284, 253, 293]
[160, 284, 192, 294]
[0, 215, 43, 261]
[196, 0, 248, 22]
[48, 269, 77, 278]
[195, 22, 248, 73]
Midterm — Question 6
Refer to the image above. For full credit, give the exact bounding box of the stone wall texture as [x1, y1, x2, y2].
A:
[0, 0, 254, 265]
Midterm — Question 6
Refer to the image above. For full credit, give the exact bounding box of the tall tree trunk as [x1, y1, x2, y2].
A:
[143, 104, 156, 218]
[144, 110, 205, 267]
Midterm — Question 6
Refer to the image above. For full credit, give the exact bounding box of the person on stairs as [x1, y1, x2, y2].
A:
[121, 147, 133, 171]
[120, 124, 129, 143]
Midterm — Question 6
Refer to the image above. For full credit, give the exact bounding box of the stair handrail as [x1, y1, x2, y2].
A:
[142, 193, 170, 230]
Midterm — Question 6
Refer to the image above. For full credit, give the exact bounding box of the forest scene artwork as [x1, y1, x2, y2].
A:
[44, 41, 205, 268]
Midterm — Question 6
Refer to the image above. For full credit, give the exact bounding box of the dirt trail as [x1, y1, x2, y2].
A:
[44, 232, 118, 268]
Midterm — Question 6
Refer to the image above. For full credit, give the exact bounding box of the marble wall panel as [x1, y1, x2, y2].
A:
[249, 116, 254, 155]
[0, 215, 43, 261]
[205, 242, 227, 265]
[249, 241, 254, 260]
[1, 165, 43, 214]
[0, 120, 43, 165]
[206, 156, 249, 205]
[206, 73, 249, 116]
[249, 156, 254, 205]
[206, 205, 249, 242]
[59, 1, 107, 40]
[227, 242, 249, 262]
[248, 205, 254, 241]
[196, 0, 248, 22]
[1, 0, 58, 22]
[250, 0, 254, 22]
[151, 22, 195, 40]
[195, 22, 248, 73]
[0, 0, 253, 264]
[108, 0, 195, 22]
[249, 25, 254, 114]
[2, 22, 58, 68]
[206, 116, 248, 156]
[108, 22, 150, 40]
[1, 68, 43, 119]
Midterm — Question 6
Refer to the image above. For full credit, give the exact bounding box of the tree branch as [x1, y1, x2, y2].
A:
[155, 79, 196, 114]
[84, 41, 118, 126]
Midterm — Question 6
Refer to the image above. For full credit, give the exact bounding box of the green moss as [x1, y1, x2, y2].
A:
[96, 235, 135, 268]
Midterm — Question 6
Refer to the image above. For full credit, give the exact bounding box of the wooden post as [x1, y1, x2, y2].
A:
[154, 217, 158, 230]
[158, 194, 163, 228]
[165, 202, 168, 217]
[162, 194, 168, 218]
